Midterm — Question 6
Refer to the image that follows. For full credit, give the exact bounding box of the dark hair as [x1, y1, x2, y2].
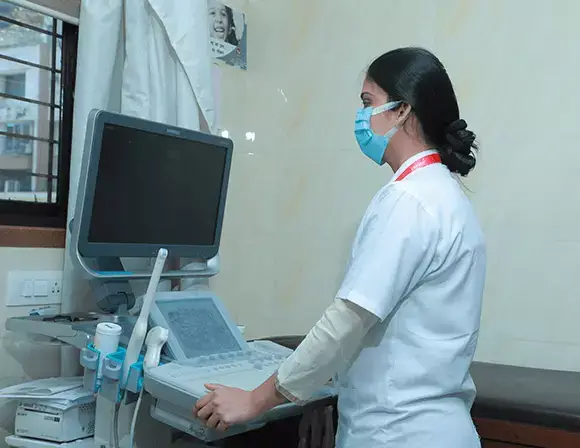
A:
[224, 6, 239, 47]
[367, 47, 477, 176]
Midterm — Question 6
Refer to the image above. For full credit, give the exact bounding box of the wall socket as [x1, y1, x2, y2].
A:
[5, 271, 63, 307]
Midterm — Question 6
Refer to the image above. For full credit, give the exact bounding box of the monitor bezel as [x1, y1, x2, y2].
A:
[77, 110, 233, 260]
[149, 290, 248, 362]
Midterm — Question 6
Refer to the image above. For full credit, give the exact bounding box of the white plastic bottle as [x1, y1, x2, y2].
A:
[94, 322, 122, 379]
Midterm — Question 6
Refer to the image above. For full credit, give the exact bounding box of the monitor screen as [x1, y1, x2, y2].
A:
[157, 298, 243, 359]
[87, 123, 227, 248]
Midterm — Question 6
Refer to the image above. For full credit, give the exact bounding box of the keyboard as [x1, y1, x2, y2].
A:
[146, 341, 292, 399]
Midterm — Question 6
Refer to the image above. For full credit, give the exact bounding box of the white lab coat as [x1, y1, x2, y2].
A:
[335, 150, 486, 448]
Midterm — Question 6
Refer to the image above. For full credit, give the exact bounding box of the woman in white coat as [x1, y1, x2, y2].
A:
[195, 47, 486, 447]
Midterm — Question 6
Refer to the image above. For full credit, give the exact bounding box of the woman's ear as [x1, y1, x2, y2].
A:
[397, 103, 412, 121]
[395, 103, 413, 130]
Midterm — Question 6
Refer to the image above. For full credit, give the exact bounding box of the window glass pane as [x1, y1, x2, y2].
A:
[0, 1, 59, 34]
[0, 2, 64, 207]
[0, 6, 62, 71]
[0, 98, 56, 140]
[0, 172, 55, 203]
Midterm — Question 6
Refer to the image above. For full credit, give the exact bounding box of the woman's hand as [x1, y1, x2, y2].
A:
[194, 384, 261, 432]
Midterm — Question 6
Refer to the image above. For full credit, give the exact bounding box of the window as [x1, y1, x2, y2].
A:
[5, 178, 21, 192]
[4, 72, 25, 96]
[1, 169, 31, 192]
[0, 2, 77, 228]
[4, 121, 32, 154]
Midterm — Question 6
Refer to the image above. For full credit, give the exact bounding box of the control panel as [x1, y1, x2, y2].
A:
[148, 342, 290, 398]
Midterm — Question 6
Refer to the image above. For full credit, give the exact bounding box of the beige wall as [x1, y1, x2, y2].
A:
[0, 248, 63, 443]
[212, 0, 580, 372]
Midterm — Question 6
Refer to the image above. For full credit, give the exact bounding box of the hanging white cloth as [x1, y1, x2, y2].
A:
[61, 0, 214, 376]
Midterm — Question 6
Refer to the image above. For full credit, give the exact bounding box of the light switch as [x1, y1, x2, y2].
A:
[21, 280, 33, 298]
[6, 271, 63, 307]
[33, 280, 49, 297]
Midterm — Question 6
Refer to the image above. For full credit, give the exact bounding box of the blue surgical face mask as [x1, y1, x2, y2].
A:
[354, 101, 402, 165]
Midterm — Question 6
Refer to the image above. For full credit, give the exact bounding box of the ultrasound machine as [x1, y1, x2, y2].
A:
[5, 111, 334, 447]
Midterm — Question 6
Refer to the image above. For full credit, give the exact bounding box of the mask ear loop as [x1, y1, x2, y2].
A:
[371, 101, 412, 132]
[381, 103, 412, 138]
[371, 101, 402, 116]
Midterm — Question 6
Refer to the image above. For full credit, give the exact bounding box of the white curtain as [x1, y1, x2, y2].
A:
[61, 0, 215, 375]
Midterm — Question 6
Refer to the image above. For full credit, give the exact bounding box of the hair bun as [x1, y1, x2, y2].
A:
[445, 151, 476, 177]
[441, 119, 477, 176]
[446, 119, 467, 134]
[445, 119, 475, 155]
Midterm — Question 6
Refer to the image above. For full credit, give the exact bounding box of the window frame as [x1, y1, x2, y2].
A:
[0, 19, 77, 229]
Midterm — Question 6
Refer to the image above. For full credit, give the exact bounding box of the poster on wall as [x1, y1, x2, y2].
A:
[208, 1, 247, 70]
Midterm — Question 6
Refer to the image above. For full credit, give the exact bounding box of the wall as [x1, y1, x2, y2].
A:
[212, 0, 580, 371]
[0, 248, 63, 443]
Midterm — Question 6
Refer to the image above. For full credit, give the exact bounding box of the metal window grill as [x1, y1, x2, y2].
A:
[0, 1, 76, 227]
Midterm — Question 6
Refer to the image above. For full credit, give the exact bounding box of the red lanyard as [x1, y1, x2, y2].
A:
[395, 153, 441, 182]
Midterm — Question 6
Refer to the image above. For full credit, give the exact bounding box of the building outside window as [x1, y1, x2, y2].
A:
[0, 1, 77, 227]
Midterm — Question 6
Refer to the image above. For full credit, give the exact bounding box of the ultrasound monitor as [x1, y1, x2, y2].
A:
[149, 291, 248, 362]
[75, 110, 233, 260]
